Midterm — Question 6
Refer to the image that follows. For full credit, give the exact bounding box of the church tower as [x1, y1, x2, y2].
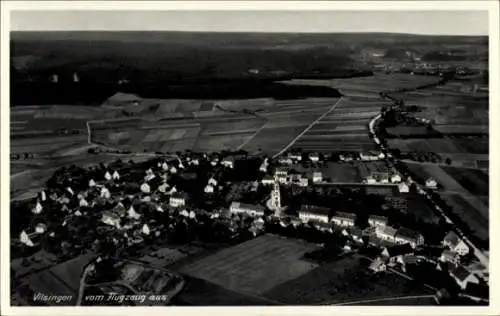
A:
[271, 175, 281, 211]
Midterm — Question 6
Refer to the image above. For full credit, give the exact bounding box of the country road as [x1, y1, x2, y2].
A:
[272, 97, 344, 159]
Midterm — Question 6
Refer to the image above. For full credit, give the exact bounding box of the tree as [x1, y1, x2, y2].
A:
[445, 157, 452, 165]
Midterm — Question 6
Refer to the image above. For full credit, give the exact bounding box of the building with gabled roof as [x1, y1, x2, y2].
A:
[395, 227, 424, 249]
[229, 202, 265, 217]
[376, 225, 398, 243]
[298, 205, 330, 224]
[368, 215, 388, 228]
[443, 231, 469, 256]
[449, 266, 479, 290]
[331, 212, 356, 227]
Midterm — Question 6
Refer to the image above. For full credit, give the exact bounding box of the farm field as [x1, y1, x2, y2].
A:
[322, 162, 362, 183]
[179, 234, 319, 295]
[24, 253, 95, 306]
[11, 135, 88, 156]
[388, 138, 489, 155]
[441, 193, 489, 244]
[441, 167, 489, 196]
[405, 162, 469, 193]
[263, 254, 433, 304]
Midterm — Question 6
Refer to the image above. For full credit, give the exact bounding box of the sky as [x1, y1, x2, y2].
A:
[10, 10, 489, 36]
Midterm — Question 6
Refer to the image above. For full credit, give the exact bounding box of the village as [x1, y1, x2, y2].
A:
[11, 147, 488, 305]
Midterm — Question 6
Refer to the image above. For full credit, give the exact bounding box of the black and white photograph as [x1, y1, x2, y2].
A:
[1, 1, 498, 314]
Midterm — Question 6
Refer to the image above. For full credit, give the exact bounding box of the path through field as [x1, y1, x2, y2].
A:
[272, 97, 344, 158]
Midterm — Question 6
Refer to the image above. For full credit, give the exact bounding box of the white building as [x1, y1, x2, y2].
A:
[331, 212, 356, 227]
[278, 158, 293, 165]
[158, 182, 170, 193]
[112, 171, 120, 180]
[142, 224, 151, 235]
[398, 182, 410, 193]
[287, 152, 302, 161]
[368, 215, 388, 227]
[308, 153, 320, 162]
[270, 178, 281, 210]
[443, 231, 470, 256]
[208, 177, 218, 186]
[79, 198, 89, 207]
[40, 190, 47, 202]
[140, 183, 151, 194]
[32, 201, 43, 214]
[376, 226, 398, 243]
[204, 184, 215, 194]
[425, 177, 438, 189]
[104, 171, 112, 181]
[169, 195, 186, 208]
[394, 228, 424, 249]
[261, 175, 275, 185]
[440, 249, 460, 266]
[312, 172, 323, 183]
[100, 186, 111, 199]
[170, 166, 178, 174]
[19, 230, 35, 247]
[101, 211, 121, 228]
[298, 206, 330, 223]
[391, 173, 402, 183]
[221, 157, 235, 168]
[35, 223, 47, 234]
[89, 179, 96, 187]
[360, 152, 381, 161]
[162, 162, 169, 171]
[229, 202, 265, 217]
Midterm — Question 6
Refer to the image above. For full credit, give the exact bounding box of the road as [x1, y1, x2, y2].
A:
[370, 100, 489, 270]
[272, 97, 344, 158]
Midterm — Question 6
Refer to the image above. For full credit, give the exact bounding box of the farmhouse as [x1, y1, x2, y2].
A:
[376, 225, 397, 243]
[221, 157, 235, 168]
[169, 194, 186, 208]
[312, 172, 323, 183]
[308, 153, 320, 162]
[443, 231, 470, 256]
[369, 258, 386, 273]
[287, 152, 302, 161]
[298, 205, 330, 223]
[229, 202, 265, 217]
[398, 182, 410, 193]
[425, 177, 438, 189]
[391, 173, 402, 183]
[394, 228, 424, 249]
[368, 215, 388, 228]
[101, 211, 121, 228]
[449, 266, 479, 290]
[331, 212, 356, 227]
[440, 249, 460, 266]
[261, 175, 275, 185]
[204, 184, 215, 194]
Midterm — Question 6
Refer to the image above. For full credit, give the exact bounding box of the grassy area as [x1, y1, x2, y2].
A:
[441, 167, 489, 196]
[179, 234, 319, 295]
[264, 253, 433, 305]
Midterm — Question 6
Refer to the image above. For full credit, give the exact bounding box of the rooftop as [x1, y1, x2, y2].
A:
[299, 205, 330, 216]
[332, 212, 356, 221]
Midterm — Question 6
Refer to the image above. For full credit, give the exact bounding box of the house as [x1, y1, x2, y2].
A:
[349, 227, 364, 244]
[381, 243, 414, 266]
[398, 182, 410, 193]
[208, 177, 218, 186]
[88, 179, 97, 187]
[112, 171, 120, 180]
[169, 194, 186, 208]
[79, 198, 89, 207]
[394, 227, 424, 248]
[158, 182, 169, 193]
[312, 172, 323, 183]
[365, 176, 377, 184]
[440, 249, 460, 266]
[32, 201, 43, 214]
[101, 211, 121, 228]
[229, 202, 265, 217]
[425, 177, 438, 189]
[169, 166, 178, 174]
[104, 171, 112, 181]
[204, 184, 215, 194]
[368, 215, 388, 228]
[278, 158, 293, 165]
[100, 186, 111, 199]
[274, 167, 289, 184]
[376, 225, 398, 243]
[288, 152, 302, 161]
[314, 221, 334, 233]
[261, 175, 275, 185]
[127, 206, 141, 220]
[331, 212, 356, 227]
[140, 183, 151, 194]
[308, 153, 320, 162]
[391, 173, 402, 183]
[369, 258, 387, 273]
[298, 206, 330, 223]
[221, 157, 235, 168]
[161, 162, 169, 171]
[443, 231, 470, 256]
[360, 151, 381, 161]
[449, 266, 479, 290]
[298, 178, 309, 187]
[19, 230, 35, 247]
